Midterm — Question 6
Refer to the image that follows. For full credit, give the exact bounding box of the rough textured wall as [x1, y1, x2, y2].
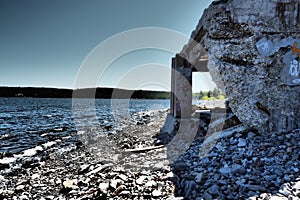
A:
[182, 0, 300, 133]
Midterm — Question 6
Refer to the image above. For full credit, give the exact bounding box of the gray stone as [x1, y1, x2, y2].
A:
[195, 173, 203, 184]
[19, 195, 29, 200]
[152, 189, 162, 197]
[184, 181, 196, 199]
[265, 175, 277, 181]
[136, 176, 146, 185]
[78, 164, 90, 174]
[219, 166, 232, 174]
[180, 0, 300, 133]
[264, 158, 275, 164]
[247, 132, 256, 139]
[293, 182, 300, 190]
[247, 191, 257, 198]
[86, 163, 113, 176]
[207, 184, 219, 195]
[269, 196, 288, 200]
[237, 138, 247, 147]
[284, 175, 291, 182]
[31, 174, 40, 180]
[63, 179, 78, 190]
[119, 190, 131, 196]
[203, 192, 213, 200]
[231, 164, 245, 174]
[260, 193, 271, 200]
[244, 184, 267, 192]
[99, 182, 109, 193]
[274, 168, 284, 176]
[236, 180, 245, 186]
[275, 178, 283, 187]
[145, 180, 157, 187]
[218, 180, 228, 185]
[279, 183, 292, 197]
[110, 179, 119, 189]
[15, 185, 25, 192]
[117, 174, 128, 182]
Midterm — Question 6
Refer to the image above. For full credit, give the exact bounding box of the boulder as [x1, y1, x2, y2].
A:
[181, 0, 300, 133]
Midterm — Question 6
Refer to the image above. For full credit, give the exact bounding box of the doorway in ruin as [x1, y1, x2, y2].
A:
[170, 53, 221, 119]
[192, 72, 216, 101]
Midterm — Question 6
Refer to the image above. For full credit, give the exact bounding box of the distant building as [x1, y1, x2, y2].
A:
[15, 93, 24, 97]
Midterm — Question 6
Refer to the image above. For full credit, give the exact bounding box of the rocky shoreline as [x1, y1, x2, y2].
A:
[172, 126, 300, 200]
[0, 109, 299, 200]
[0, 110, 176, 200]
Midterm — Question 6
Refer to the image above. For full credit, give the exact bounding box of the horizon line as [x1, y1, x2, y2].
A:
[0, 85, 171, 92]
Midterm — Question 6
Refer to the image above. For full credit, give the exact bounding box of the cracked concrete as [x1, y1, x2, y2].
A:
[181, 0, 300, 133]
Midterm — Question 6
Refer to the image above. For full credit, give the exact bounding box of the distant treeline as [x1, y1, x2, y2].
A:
[193, 88, 225, 100]
[0, 87, 170, 99]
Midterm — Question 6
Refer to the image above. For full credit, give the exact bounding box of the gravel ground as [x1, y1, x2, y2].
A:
[0, 108, 299, 200]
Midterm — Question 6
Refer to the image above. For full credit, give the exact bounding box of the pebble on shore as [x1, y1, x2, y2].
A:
[0, 109, 299, 200]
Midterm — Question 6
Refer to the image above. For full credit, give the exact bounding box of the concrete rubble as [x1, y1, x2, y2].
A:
[180, 0, 300, 133]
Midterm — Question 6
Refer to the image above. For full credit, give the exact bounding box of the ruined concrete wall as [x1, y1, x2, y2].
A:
[182, 0, 300, 133]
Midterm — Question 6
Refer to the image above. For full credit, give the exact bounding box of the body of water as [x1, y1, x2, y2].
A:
[0, 98, 170, 154]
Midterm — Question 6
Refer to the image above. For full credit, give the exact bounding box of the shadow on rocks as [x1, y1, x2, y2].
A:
[156, 103, 300, 199]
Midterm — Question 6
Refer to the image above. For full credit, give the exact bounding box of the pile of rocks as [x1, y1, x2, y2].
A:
[0, 109, 178, 200]
[174, 0, 300, 197]
[172, 126, 300, 200]
[1, 107, 299, 199]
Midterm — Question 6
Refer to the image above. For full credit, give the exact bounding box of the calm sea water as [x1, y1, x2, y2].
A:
[0, 98, 170, 153]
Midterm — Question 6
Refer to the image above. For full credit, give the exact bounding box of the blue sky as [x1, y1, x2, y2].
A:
[0, 0, 214, 91]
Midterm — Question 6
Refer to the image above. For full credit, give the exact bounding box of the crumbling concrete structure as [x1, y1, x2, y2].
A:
[170, 54, 208, 119]
[171, 0, 300, 133]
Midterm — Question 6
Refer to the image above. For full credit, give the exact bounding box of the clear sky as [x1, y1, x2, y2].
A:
[0, 0, 214, 91]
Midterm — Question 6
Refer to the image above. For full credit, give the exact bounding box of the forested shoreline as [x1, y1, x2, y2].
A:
[0, 87, 170, 99]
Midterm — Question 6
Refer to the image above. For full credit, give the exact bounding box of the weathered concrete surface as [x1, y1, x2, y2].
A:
[181, 0, 300, 133]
